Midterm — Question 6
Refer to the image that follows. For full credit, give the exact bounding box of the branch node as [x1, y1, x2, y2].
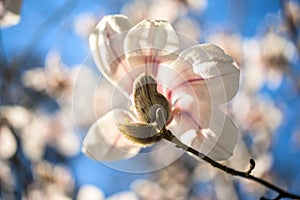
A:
[246, 158, 256, 175]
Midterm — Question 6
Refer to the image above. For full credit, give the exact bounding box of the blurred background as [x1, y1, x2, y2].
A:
[1, 0, 300, 199]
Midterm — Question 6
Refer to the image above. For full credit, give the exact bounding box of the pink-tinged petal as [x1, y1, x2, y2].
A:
[124, 19, 179, 57]
[167, 91, 211, 142]
[123, 20, 179, 76]
[82, 109, 141, 161]
[167, 44, 240, 104]
[180, 107, 238, 161]
[89, 15, 134, 94]
[167, 80, 212, 136]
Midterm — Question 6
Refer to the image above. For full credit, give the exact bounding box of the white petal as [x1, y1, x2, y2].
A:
[201, 107, 238, 160]
[169, 44, 240, 104]
[82, 109, 141, 161]
[89, 15, 133, 92]
[180, 106, 239, 161]
[169, 89, 212, 136]
[179, 129, 197, 146]
[124, 19, 179, 57]
[123, 20, 179, 81]
[168, 98, 210, 140]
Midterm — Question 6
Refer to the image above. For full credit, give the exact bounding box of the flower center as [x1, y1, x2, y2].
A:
[133, 73, 171, 127]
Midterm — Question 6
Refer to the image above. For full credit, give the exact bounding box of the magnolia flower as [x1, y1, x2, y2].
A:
[82, 15, 239, 163]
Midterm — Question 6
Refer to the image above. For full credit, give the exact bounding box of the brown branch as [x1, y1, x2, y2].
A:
[162, 129, 300, 200]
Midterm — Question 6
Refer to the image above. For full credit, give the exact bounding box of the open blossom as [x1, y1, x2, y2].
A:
[82, 15, 240, 162]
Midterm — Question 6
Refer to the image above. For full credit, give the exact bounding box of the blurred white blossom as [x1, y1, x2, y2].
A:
[208, 32, 243, 65]
[106, 191, 139, 200]
[76, 185, 105, 200]
[1, 105, 32, 129]
[122, 0, 207, 24]
[0, 0, 22, 27]
[261, 31, 296, 71]
[21, 112, 49, 161]
[0, 125, 17, 159]
[22, 51, 73, 105]
[73, 13, 97, 39]
[131, 179, 164, 200]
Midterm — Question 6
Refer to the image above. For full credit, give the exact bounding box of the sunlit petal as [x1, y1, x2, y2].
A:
[168, 44, 240, 104]
[124, 19, 179, 57]
[180, 106, 238, 161]
[124, 19, 179, 77]
[168, 85, 212, 137]
[82, 109, 141, 161]
[89, 14, 133, 93]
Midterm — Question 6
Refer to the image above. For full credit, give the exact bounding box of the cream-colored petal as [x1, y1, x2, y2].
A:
[89, 15, 133, 93]
[168, 44, 240, 104]
[167, 89, 211, 143]
[124, 19, 179, 75]
[124, 19, 179, 57]
[180, 106, 238, 161]
[166, 77, 212, 138]
[82, 109, 141, 161]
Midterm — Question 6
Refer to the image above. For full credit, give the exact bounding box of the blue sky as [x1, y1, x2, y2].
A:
[2, 0, 300, 198]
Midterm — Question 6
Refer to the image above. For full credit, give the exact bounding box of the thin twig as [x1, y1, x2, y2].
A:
[162, 129, 300, 200]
